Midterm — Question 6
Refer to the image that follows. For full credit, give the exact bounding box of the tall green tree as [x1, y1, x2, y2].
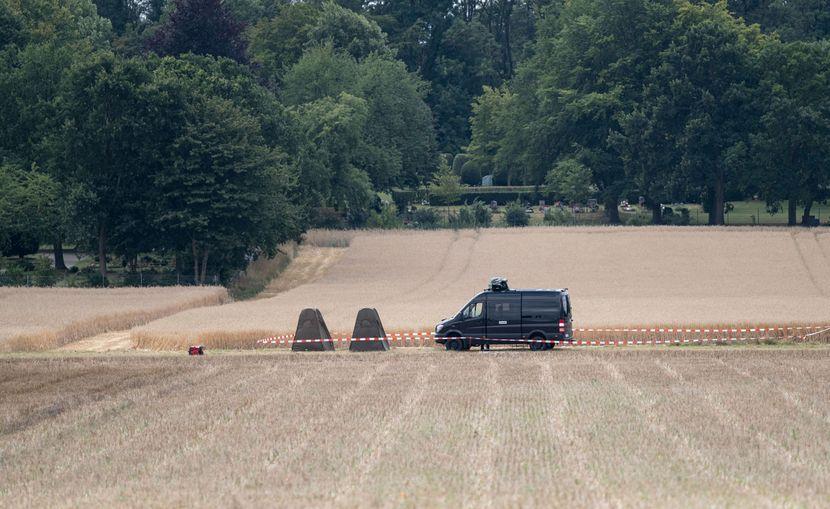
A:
[149, 54, 303, 280]
[0, 164, 59, 258]
[283, 44, 436, 190]
[467, 85, 515, 183]
[430, 18, 500, 152]
[472, 0, 677, 221]
[308, 1, 391, 61]
[294, 92, 374, 225]
[355, 55, 436, 187]
[281, 43, 360, 105]
[154, 96, 299, 282]
[725, 0, 830, 41]
[93, 0, 140, 33]
[643, 1, 764, 224]
[751, 39, 830, 225]
[247, 2, 321, 86]
[45, 51, 155, 279]
[0, 0, 111, 267]
[147, 0, 248, 62]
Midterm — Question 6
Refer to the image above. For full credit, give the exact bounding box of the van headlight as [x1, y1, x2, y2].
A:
[436, 324, 444, 333]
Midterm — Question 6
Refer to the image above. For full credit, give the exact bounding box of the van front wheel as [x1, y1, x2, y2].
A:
[445, 337, 463, 351]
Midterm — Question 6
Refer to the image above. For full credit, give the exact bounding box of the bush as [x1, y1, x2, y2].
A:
[543, 207, 571, 225]
[448, 201, 493, 229]
[429, 158, 463, 205]
[452, 153, 470, 175]
[545, 158, 594, 204]
[311, 207, 347, 229]
[624, 214, 651, 226]
[412, 207, 441, 229]
[471, 200, 492, 227]
[392, 186, 554, 208]
[460, 159, 482, 186]
[1, 231, 40, 258]
[504, 201, 529, 227]
[32, 256, 57, 287]
[663, 206, 691, 226]
[366, 203, 402, 229]
[452, 207, 475, 228]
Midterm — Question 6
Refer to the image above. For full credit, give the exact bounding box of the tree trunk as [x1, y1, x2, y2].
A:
[788, 197, 797, 226]
[200, 249, 209, 284]
[711, 173, 725, 225]
[98, 223, 107, 281]
[802, 199, 813, 226]
[192, 238, 199, 283]
[604, 195, 620, 224]
[53, 238, 66, 271]
[502, 0, 514, 77]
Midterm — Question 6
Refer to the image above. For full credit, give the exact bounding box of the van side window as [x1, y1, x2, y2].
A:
[488, 296, 521, 321]
[464, 301, 484, 319]
[523, 294, 561, 318]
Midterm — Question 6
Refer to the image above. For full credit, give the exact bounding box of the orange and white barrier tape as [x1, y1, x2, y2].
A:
[256, 331, 434, 346]
[572, 325, 830, 334]
[252, 325, 830, 348]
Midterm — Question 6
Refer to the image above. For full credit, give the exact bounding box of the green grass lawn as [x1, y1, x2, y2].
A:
[418, 200, 828, 227]
[671, 200, 829, 225]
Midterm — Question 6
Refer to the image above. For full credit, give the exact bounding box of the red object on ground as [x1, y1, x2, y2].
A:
[188, 345, 205, 355]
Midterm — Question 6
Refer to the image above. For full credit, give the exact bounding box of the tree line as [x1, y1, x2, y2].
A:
[465, 0, 830, 225]
[1, 0, 828, 284]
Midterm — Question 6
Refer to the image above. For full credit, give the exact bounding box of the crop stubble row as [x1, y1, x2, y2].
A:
[1, 348, 829, 507]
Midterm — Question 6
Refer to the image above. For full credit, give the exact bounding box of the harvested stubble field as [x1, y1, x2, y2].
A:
[1, 347, 829, 507]
[0, 286, 227, 351]
[134, 227, 830, 349]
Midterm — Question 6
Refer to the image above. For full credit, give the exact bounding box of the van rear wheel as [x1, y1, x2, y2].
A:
[528, 335, 547, 351]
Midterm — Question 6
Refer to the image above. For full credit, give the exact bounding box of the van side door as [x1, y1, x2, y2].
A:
[486, 293, 522, 340]
[456, 297, 487, 339]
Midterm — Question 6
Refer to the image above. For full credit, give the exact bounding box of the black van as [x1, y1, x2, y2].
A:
[434, 279, 573, 351]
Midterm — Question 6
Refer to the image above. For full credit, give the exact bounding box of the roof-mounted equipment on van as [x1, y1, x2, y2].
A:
[489, 277, 509, 292]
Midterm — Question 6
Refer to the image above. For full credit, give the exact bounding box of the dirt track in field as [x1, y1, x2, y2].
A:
[2, 347, 829, 507]
[58, 331, 133, 352]
[255, 245, 346, 299]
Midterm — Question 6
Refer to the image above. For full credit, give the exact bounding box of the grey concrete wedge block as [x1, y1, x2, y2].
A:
[349, 308, 389, 352]
[292, 308, 335, 351]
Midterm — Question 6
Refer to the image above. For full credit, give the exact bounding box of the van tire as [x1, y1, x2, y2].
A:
[528, 334, 547, 351]
[445, 337, 463, 351]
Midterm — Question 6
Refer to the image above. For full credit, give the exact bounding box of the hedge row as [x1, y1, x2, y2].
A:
[391, 186, 556, 208]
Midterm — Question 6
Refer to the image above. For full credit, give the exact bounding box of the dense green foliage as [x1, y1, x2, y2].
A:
[467, 0, 830, 225]
[1, 0, 829, 286]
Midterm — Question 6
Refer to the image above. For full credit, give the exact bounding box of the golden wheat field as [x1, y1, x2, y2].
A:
[0, 286, 228, 351]
[1, 348, 829, 507]
[134, 227, 830, 349]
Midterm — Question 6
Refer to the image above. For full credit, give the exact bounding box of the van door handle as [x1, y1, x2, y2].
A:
[498, 320, 507, 325]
